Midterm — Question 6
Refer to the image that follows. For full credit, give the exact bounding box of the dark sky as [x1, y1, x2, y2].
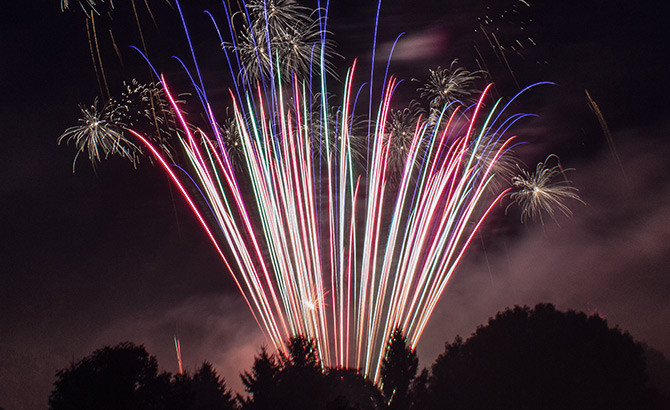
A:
[2, 0, 669, 408]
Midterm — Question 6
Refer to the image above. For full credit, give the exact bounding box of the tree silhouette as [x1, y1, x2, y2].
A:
[241, 336, 384, 410]
[407, 368, 429, 410]
[241, 336, 326, 409]
[191, 362, 236, 409]
[239, 346, 281, 409]
[324, 368, 384, 410]
[167, 362, 236, 410]
[642, 345, 670, 405]
[425, 303, 663, 410]
[380, 328, 418, 410]
[48, 342, 168, 410]
[280, 335, 321, 369]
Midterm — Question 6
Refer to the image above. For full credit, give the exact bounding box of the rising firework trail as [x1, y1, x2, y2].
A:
[61, 0, 578, 382]
[174, 336, 184, 375]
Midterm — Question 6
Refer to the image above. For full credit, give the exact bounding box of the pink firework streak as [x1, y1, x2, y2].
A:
[174, 336, 183, 375]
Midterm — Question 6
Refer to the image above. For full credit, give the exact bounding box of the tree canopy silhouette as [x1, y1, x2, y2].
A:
[48, 304, 668, 409]
[167, 362, 236, 410]
[425, 303, 663, 410]
[239, 346, 281, 409]
[49, 342, 235, 410]
[49, 342, 166, 410]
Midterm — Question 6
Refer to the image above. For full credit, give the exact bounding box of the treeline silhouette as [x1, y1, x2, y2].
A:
[49, 304, 670, 409]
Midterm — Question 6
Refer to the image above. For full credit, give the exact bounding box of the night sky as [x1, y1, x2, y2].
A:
[2, 1, 669, 408]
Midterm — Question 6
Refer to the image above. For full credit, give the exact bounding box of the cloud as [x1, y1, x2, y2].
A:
[375, 28, 448, 63]
[92, 292, 266, 395]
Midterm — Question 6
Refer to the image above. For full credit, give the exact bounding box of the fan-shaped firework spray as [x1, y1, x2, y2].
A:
[61, 0, 580, 382]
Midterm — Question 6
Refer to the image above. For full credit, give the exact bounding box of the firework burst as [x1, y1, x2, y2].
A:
[59, 79, 187, 170]
[112, 79, 184, 159]
[213, 117, 245, 170]
[383, 101, 426, 180]
[231, 0, 333, 85]
[418, 60, 483, 118]
[509, 154, 583, 224]
[58, 98, 141, 171]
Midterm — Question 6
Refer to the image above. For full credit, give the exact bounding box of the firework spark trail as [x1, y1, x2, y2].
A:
[174, 336, 183, 375]
[585, 89, 629, 189]
[124, 0, 549, 382]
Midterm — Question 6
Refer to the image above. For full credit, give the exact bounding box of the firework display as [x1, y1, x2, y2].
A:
[60, 0, 581, 382]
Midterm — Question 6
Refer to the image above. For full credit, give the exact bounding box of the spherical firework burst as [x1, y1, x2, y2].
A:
[215, 117, 245, 170]
[418, 60, 483, 117]
[245, 0, 311, 28]
[383, 101, 426, 180]
[59, 79, 189, 170]
[58, 98, 141, 171]
[112, 79, 183, 159]
[290, 93, 366, 164]
[114, 80, 173, 132]
[59, 77, 192, 170]
[509, 154, 583, 224]
[232, 0, 333, 85]
[235, 25, 274, 85]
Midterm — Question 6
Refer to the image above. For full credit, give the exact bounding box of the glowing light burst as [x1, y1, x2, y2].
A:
[509, 154, 583, 224]
[79, 0, 563, 383]
[229, 0, 333, 85]
[58, 98, 141, 171]
[384, 101, 425, 180]
[418, 60, 483, 116]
